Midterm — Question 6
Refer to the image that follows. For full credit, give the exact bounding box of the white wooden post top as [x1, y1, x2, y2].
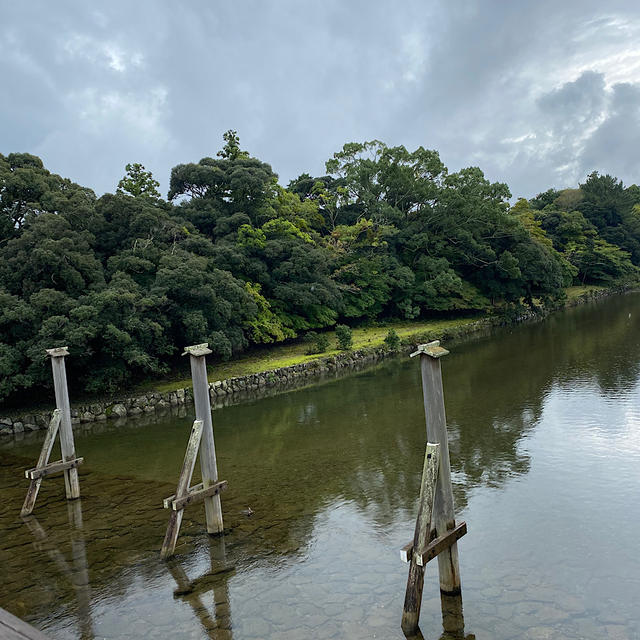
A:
[182, 343, 212, 357]
[410, 340, 450, 359]
[46, 347, 70, 358]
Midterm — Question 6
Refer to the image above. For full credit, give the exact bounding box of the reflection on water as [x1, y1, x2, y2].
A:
[0, 291, 639, 639]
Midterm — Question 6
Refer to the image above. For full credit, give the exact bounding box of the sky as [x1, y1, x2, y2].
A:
[3, 0, 640, 200]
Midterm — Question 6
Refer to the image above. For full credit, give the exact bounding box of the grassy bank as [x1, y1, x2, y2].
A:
[135, 284, 608, 395]
[137, 316, 482, 394]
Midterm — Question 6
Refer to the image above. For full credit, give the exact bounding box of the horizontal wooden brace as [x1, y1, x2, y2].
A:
[163, 480, 228, 511]
[400, 521, 467, 565]
[25, 457, 84, 480]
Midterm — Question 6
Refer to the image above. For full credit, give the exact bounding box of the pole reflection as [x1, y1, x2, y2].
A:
[22, 499, 94, 640]
[166, 536, 234, 639]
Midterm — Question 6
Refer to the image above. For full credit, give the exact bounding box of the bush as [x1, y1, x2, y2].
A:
[335, 324, 353, 350]
[305, 331, 329, 354]
[384, 328, 401, 351]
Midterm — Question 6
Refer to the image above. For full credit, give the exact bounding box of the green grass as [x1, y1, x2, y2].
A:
[120, 282, 624, 396]
[565, 284, 606, 299]
[139, 316, 483, 394]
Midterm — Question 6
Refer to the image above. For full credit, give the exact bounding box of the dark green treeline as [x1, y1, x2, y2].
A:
[1, 132, 639, 403]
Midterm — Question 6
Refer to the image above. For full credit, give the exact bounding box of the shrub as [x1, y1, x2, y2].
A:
[384, 328, 401, 351]
[335, 324, 353, 350]
[305, 331, 330, 354]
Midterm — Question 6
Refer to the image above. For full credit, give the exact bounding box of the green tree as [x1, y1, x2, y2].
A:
[116, 163, 161, 199]
[217, 130, 250, 160]
[335, 324, 353, 350]
[384, 329, 401, 350]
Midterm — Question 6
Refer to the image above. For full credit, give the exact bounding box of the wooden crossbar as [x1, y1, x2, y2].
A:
[163, 480, 228, 511]
[400, 521, 467, 565]
[26, 457, 84, 480]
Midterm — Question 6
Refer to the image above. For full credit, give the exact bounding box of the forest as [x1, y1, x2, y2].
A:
[1, 131, 639, 404]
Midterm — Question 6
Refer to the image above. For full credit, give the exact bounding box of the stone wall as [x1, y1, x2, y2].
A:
[1, 286, 626, 440]
[0, 317, 495, 439]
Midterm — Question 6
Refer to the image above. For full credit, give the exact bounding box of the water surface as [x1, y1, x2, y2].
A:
[1, 292, 639, 639]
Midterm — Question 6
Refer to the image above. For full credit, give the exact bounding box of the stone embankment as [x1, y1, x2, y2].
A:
[0, 336, 463, 438]
[0, 286, 625, 439]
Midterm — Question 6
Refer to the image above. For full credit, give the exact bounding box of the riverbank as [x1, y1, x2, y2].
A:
[0, 284, 622, 436]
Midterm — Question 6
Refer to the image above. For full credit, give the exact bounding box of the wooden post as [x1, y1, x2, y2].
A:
[184, 343, 224, 535]
[47, 347, 80, 500]
[21, 347, 84, 515]
[402, 443, 440, 637]
[412, 341, 462, 596]
[161, 347, 229, 558]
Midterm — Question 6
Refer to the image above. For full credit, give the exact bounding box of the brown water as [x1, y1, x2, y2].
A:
[1, 292, 639, 640]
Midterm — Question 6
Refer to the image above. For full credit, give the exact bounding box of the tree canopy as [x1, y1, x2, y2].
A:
[0, 139, 638, 405]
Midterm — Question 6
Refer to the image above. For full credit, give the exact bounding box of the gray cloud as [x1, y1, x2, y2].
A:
[2, 0, 640, 199]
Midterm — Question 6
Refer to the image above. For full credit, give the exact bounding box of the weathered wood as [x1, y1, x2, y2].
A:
[419, 342, 462, 595]
[164, 480, 228, 511]
[401, 443, 440, 637]
[20, 410, 61, 517]
[0, 606, 51, 640]
[25, 457, 84, 480]
[401, 521, 467, 566]
[400, 528, 438, 563]
[48, 348, 80, 500]
[187, 345, 224, 535]
[161, 419, 203, 559]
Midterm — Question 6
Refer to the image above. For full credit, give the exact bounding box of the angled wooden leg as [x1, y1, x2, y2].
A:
[402, 443, 440, 637]
[161, 420, 203, 559]
[21, 410, 61, 517]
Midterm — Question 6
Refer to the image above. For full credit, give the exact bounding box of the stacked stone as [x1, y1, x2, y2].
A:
[1, 317, 497, 437]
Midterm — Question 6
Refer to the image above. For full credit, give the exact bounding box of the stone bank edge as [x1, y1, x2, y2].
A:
[0, 287, 622, 437]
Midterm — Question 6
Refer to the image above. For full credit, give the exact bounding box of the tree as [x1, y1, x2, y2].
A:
[335, 324, 353, 350]
[217, 130, 250, 160]
[0, 152, 96, 242]
[117, 163, 161, 199]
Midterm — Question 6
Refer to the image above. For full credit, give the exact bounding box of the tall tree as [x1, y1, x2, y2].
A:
[117, 163, 161, 199]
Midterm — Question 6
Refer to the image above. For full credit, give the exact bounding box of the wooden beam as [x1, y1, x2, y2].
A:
[401, 443, 440, 637]
[0, 606, 51, 640]
[400, 528, 437, 563]
[400, 521, 467, 566]
[161, 420, 203, 559]
[21, 410, 61, 517]
[164, 480, 228, 511]
[25, 457, 84, 480]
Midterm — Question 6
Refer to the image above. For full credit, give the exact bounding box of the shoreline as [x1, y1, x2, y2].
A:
[0, 285, 629, 438]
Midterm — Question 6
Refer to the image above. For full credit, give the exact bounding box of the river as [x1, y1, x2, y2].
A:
[1, 292, 639, 639]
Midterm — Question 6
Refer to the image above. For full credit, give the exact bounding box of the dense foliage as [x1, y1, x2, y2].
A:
[1, 136, 638, 404]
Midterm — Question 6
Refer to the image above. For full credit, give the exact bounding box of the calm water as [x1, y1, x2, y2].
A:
[1, 292, 639, 640]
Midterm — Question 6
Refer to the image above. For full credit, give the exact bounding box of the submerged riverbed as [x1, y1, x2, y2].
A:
[1, 292, 639, 639]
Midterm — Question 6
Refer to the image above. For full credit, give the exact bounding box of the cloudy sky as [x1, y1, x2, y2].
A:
[3, 0, 640, 199]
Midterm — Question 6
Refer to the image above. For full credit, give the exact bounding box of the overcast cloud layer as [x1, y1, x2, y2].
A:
[3, 0, 640, 199]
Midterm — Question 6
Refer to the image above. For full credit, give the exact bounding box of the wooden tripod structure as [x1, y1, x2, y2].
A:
[161, 343, 227, 559]
[401, 341, 467, 638]
[21, 347, 83, 517]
